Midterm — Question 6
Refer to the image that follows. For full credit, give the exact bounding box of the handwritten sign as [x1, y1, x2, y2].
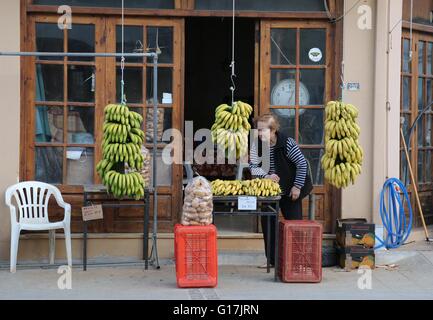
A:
[82, 205, 103, 221]
[238, 196, 257, 211]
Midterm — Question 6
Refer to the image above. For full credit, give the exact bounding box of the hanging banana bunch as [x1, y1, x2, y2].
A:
[211, 101, 253, 159]
[96, 103, 147, 199]
[321, 101, 363, 189]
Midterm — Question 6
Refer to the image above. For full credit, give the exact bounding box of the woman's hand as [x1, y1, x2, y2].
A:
[289, 186, 301, 201]
[266, 174, 280, 183]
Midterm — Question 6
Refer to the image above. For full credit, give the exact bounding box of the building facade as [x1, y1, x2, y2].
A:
[0, 0, 431, 262]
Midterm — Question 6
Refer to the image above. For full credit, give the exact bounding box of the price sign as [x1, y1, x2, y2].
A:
[82, 205, 103, 221]
[238, 196, 257, 211]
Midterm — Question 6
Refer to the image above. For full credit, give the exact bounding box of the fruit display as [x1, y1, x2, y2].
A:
[181, 176, 213, 226]
[321, 101, 364, 188]
[96, 104, 147, 199]
[211, 101, 253, 159]
[211, 178, 282, 197]
[126, 145, 151, 186]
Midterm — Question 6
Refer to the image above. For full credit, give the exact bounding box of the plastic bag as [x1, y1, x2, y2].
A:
[181, 176, 213, 226]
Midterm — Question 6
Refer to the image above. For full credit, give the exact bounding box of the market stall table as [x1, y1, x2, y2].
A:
[212, 195, 281, 281]
[82, 185, 150, 271]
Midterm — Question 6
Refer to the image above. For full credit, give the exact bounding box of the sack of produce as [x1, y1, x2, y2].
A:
[181, 176, 213, 226]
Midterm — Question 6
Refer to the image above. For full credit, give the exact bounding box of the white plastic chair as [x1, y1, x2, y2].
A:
[5, 181, 72, 273]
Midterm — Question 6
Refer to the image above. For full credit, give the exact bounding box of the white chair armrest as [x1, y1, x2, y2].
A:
[5, 185, 18, 226]
[51, 187, 71, 223]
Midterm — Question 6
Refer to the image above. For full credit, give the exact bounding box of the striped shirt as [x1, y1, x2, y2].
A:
[249, 137, 307, 190]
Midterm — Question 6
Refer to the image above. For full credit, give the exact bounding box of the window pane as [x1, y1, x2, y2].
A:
[427, 114, 432, 147]
[195, 0, 325, 11]
[300, 69, 325, 106]
[402, 77, 411, 111]
[270, 29, 296, 66]
[427, 79, 432, 105]
[149, 150, 172, 186]
[426, 151, 432, 183]
[418, 117, 424, 147]
[402, 114, 411, 137]
[271, 109, 295, 139]
[428, 42, 432, 75]
[147, 27, 173, 64]
[299, 109, 324, 145]
[35, 106, 64, 143]
[146, 67, 172, 104]
[67, 107, 95, 144]
[116, 26, 143, 63]
[419, 41, 425, 74]
[418, 77, 424, 110]
[301, 148, 324, 185]
[36, 64, 64, 101]
[145, 108, 172, 143]
[68, 65, 95, 102]
[418, 150, 424, 183]
[400, 150, 409, 183]
[34, 0, 174, 9]
[36, 23, 63, 61]
[116, 67, 143, 104]
[402, 39, 411, 73]
[66, 147, 94, 185]
[270, 69, 296, 106]
[68, 24, 95, 61]
[300, 29, 326, 65]
[35, 147, 63, 184]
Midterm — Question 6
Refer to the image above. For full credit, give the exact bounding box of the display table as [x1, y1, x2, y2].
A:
[82, 185, 150, 271]
[212, 196, 281, 281]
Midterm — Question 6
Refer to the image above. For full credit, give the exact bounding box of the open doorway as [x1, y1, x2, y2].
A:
[184, 17, 257, 232]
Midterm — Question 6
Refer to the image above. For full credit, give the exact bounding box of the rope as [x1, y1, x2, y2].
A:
[120, 0, 126, 105]
[376, 178, 413, 249]
[229, 0, 236, 106]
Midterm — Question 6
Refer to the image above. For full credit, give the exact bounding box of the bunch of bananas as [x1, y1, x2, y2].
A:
[211, 178, 281, 197]
[102, 170, 146, 199]
[211, 101, 253, 159]
[321, 101, 364, 188]
[96, 103, 147, 199]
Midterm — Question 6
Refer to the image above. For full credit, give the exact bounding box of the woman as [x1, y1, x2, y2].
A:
[249, 114, 313, 268]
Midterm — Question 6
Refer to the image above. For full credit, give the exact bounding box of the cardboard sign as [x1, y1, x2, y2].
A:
[82, 205, 103, 221]
[238, 196, 257, 211]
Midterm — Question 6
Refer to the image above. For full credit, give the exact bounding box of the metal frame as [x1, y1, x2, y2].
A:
[0, 50, 161, 268]
[212, 196, 281, 282]
[82, 186, 150, 271]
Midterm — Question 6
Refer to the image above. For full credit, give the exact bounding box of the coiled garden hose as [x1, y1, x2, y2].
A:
[375, 178, 413, 249]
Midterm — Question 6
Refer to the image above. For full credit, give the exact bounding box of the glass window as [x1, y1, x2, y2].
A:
[270, 69, 296, 106]
[36, 23, 63, 61]
[35, 147, 63, 184]
[35, 106, 64, 143]
[402, 76, 411, 111]
[147, 27, 173, 64]
[68, 65, 95, 102]
[300, 29, 326, 65]
[146, 67, 172, 104]
[67, 107, 95, 144]
[116, 67, 143, 104]
[35, 64, 64, 102]
[427, 42, 432, 75]
[271, 29, 296, 66]
[419, 41, 425, 74]
[148, 150, 172, 186]
[402, 39, 411, 73]
[68, 24, 95, 62]
[34, 0, 174, 9]
[299, 69, 325, 106]
[301, 148, 324, 185]
[145, 108, 172, 143]
[195, 0, 325, 11]
[116, 26, 143, 63]
[299, 109, 324, 145]
[66, 147, 94, 185]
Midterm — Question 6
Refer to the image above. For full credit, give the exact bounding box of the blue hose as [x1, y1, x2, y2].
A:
[375, 178, 413, 249]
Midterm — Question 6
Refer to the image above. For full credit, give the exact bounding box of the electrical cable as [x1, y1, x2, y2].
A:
[376, 178, 413, 249]
[323, 0, 362, 24]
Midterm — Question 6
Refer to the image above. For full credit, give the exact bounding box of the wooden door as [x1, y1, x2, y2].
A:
[259, 20, 334, 232]
[22, 15, 184, 233]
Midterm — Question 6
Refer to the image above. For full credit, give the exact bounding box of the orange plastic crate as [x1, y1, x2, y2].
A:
[278, 220, 322, 283]
[174, 224, 218, 288]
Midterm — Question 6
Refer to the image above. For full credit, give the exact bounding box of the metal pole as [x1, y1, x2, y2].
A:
[0, 51, 156, 58]
[151, 54, 160, 268]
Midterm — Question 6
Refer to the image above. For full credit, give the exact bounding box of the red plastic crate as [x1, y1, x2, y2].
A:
[278, 220, 322, 283]
[174, 224, 218, 288]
